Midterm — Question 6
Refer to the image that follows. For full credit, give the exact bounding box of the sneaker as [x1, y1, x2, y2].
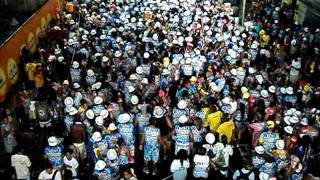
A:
[143, 167, 150, 174]
[152, 167, 157, 175]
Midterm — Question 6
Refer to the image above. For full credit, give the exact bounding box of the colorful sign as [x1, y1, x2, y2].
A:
[0, 0, 60, 102]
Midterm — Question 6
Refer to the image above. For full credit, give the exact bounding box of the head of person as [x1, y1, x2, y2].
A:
[123, 168, 135, 180]
[177, 149, 188, 162]
[221, 134, 228, 145]
[64, 169, 73, 180]
[45, 163, 54, 174]
[149, 118, 156, 126]
[197, 147, 207, 156]
[65, 149, 73, 160]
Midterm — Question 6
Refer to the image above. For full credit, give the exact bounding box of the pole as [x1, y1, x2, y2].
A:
[240, 0, 246, 25]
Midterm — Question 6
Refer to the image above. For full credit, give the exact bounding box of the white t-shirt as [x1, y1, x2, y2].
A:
[38, 169, 62, 180]
[11, 154, 31, 179]
[170, 159, 190, 172]
[63, 156, 79, 177]
[193, 155, 209, 178]
[213, 142, 233, 167]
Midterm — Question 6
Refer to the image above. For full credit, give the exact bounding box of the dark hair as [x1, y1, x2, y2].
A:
[177, 149, 188, 166]
[197, 147, 206, 155]
[221, 134, 228, 145]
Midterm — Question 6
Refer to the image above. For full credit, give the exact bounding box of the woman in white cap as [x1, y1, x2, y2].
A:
[44, 136, 64, 169]
[88, 131, 108, 162]
[104, 123, 121, 149]
[117, 113, 135, 165]
[172, 115, 193, 155]
[252, 146, 266, 169]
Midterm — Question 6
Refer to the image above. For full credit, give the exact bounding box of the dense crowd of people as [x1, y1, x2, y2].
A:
[1, 0, 320, 179]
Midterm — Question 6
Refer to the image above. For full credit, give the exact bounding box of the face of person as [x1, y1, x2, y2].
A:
[66, 152, 72, 160]
[46, 168, 53, 174]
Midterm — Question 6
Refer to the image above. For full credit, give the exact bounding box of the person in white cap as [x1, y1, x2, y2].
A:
[92, 160, 112, 179]
[44, 136, 64, 169]
[139, 118, 162, 175]
[172, 115, 193, 155]
[92, 96, 105, 116]
[64, 106, 78, 133]
[172, 100, 190, 125]
[105, 149, 120, 179]
[117, 113, 135, 165]
[104, 123, 121, 149]
[70, 61, 81, 83]
[88, 131, 108, 161]
[252, 146, 266, 169]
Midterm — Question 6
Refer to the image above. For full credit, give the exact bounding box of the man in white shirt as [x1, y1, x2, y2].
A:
[38, 164, 62, 180]
[11, 146, 31, 180]
[63, 150, 79, 178]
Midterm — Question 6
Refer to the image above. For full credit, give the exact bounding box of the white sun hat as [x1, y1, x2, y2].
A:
[284, 126, 293, 134]
[276, 139, 285, 150]
[117, 113, 131, 123]
[153, 106, 166, 118]
[290, 116, 299, 124]
[69, 107, 78, 116]
[95, 160, 106, 171]
[130, 95, 139, 105]
[94, 96, 103, 105]
[100, 109, 109, 119]
[162, 69, 170, 75]
[73, 83, 80, 89]
[114, 51, 122, 58]
[284, 116, 291, 125]
[260, 90, 269, 98]
[107, 149, 118, 160]
[48, 136, 59, 146]
[255, 145, 265, 155]
[72, 61, 79, 69]
[92, 131, 102, 142]
[230, 68, 237, 76]
[177, 100, 187, 109]
[64, 97, 74, 106]
[228, 49, 237, 59]
[205, 133, 215, 144]
[178, 115, 188, 123]
[144, 52, 150, 59]
[241, 87, 248, 93]
[86, 109, 95, 120]
[136, 66, 144, 74]
[286, 87, 294, 95]
[108, 123, 117, 131]
[95, 116, 104, 126]
[300, 117, 308, 126]
[128, 86, 135, 93]
[63, 80, 69, 85]
[248, 67, 256, 74]
[268, 85, 276, 93]
[87, 69, 95, 77]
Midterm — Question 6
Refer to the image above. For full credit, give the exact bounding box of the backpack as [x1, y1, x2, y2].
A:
[215, 147, 226, 167]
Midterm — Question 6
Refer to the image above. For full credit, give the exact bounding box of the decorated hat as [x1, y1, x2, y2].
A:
[87, 69, 95, 77]
[268, 85, 276, 93]
[69, 107, 78, 116]
[255, 145, 265, 155]
[48, 136, 59, 146]
[95, 160, 106, 171]
[276, 139, 285, 150]
[72, 61, 79, 69]
[153, 106, 166, 118]
[130, 95, 139, 105]
[100, 109, 109, 119]
[284, 126, 293, 134]
[86, 109, 95, 120]
[178, 115, 188, 123]
[177, 100, 187, 109]
[108, 123, 117, 131]
[92, 131, 102, 142]
[117, 113, 131, 123]
[64, 97, 74, 106]
[94, 96, 103, 105]
[260, 90, 269, 98]
[95, 116, 104, 126]
[107, 149, 118, 160]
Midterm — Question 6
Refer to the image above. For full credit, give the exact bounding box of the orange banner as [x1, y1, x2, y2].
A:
[0, 0, 60, 102]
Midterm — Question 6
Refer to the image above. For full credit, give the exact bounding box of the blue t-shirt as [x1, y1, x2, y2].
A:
[118, 123, 135, 146]
[44, 145, 64, 168]
[144, 126, 160, 148]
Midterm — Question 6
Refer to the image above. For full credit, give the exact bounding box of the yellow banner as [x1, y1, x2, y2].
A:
[0, 0, 60, 102]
